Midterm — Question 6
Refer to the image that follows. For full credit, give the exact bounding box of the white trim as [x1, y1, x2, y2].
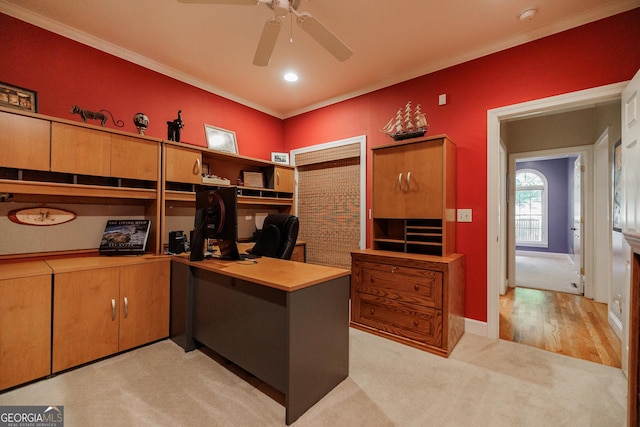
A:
[290, 135, 367, 250]
[487, 81, 627, 339]
[515, 250, 573, 260]
[609, 309, 623, 339]
[464, 318, 488, 337]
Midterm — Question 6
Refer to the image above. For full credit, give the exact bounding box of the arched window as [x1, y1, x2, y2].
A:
[515, 169, 548, 247]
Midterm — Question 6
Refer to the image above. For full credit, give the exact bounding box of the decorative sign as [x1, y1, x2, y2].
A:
[8, 207, 76, 226]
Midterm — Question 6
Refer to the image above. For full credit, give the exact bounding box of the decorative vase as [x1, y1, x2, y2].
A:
[133, 112, 149, 135]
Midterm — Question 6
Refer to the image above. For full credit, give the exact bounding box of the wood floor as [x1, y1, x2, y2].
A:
[500, 286, 622, 368]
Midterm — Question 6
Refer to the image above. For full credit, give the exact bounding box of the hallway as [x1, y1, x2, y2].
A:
[500, 286, 621, 368]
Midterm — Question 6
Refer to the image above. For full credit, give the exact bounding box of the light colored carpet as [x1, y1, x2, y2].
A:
[516, 252, 581, 295]
[0, 329, 626, 426]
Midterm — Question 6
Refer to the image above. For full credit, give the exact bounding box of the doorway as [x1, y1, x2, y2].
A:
[487, 83, 626, 351]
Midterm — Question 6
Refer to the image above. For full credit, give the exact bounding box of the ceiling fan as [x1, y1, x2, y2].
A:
[178, 0, 353, 66]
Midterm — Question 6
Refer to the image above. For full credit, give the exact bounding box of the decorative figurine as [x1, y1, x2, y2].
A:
[167, 110, 184, 142]
[133, 112, 149, 135]
[69, 105, 124, 127]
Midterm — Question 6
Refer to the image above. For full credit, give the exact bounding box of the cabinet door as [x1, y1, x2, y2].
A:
[0, 275, 51, 390]
[372, 141, 444, 219]
[52, 267, 120, 373]
[372, 145, 409, 217]
[274, 166, 294, 192]
[165, 145, 202, 184]
[51, 122, 111, 176]
[119, 260, 170, 351]
[111, 135, 159, 181]
[0, 111, 50, 171]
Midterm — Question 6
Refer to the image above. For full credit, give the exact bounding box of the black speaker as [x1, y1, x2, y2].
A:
[169, 230, 187, 254]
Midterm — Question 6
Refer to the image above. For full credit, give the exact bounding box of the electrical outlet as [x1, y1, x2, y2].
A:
[457, 209, 472, 223]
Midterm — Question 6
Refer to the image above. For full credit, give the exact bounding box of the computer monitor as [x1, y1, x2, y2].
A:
[190, 187, 238, 261]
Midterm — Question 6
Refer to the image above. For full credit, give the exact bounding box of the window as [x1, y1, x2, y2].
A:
[515, 169, 548, 247]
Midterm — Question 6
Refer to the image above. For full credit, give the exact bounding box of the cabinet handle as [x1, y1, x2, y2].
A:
[398, 173, 403, 190]
[194, 158, 201, 175]
[124, 296, 129, 318]
[391, 266, 397, 273]
[111, 299, 116, 321]
[413, 320, 419, 327]
[370, 276, 375, 283]
[370, 308, 375, 315]
[414, 284, 420, 291]
[407, 171, 411, 190]
[276, 171, 280, 185]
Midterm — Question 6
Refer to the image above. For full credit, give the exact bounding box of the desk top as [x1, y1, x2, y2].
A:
[172, 255, 350, 292]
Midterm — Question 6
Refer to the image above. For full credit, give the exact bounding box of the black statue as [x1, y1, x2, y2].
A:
[167, 110, 184, 142]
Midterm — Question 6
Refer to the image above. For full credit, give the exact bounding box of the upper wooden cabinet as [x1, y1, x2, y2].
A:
[164, 144, 202, 185]
[51, 122, 111, 176]
[273, 166, 295, 193]
[371, 135, 456, 256]
[0, 110, 50, 171]
[51, 122, 159, 181]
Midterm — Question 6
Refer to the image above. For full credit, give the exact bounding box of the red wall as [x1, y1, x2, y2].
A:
[0, 13, 284, 159]
[2, 9, 639, 322]
[283, 8, 640, 322]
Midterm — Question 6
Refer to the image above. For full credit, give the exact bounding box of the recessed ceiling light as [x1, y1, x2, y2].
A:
[283, 72, 299, 82]
[518, 8, 537, 21]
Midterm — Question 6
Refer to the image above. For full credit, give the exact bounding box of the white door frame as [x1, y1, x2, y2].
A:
[487, 82, 627, 339]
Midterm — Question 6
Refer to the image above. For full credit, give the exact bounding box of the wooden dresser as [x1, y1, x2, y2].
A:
[350, 249, 465, 357]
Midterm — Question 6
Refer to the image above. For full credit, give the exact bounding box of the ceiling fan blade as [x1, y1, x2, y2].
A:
[296, 14, 353, 62]
[253, 18, 281, 66]
[177, 0, 259, 4]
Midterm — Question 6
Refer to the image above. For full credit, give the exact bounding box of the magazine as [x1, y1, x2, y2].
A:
[99, 219, 151, 255]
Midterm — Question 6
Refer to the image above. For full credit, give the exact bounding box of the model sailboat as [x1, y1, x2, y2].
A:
[381, 101, 428, 141]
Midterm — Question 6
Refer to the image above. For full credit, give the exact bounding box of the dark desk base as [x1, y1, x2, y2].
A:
[170, 260, 350, 425]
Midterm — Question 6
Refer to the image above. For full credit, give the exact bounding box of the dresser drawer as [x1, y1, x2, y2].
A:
[355, 261, 443, 309]
[353, 292, 442, 346]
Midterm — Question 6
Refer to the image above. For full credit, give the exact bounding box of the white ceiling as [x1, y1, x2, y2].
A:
[1, 0, 637, 118]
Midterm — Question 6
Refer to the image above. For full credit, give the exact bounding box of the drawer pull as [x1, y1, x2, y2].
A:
[111, 298, 116, 321]
[370, 308, 375, 315]
[194, 158, 201, 175]
[398, 173, 403, 190]
[414, 284, 420, 291]
[413, 320, 419, 327]
[370, 276, 375, 283]
[391, 266, 397, 273]
[124, 296, 129, 319]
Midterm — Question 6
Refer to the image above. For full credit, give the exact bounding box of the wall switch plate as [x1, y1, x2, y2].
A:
[438, 94, 447, 106]
[457, 209, 472, 222]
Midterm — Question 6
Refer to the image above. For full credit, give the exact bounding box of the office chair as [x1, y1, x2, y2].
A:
[250, 214, 299, 260]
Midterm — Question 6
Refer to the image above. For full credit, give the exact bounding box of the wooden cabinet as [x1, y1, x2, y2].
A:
[273, 166, 294, 192]
[371, 135, 456, 256]
[51, 122, 111, 176]
[0, 261, 52, 390]
[51, 122, 160, 181]
[350, 249, 465, 357]
[290, 241, 306, 263]
[164, 144, 202, 185]
[50, 257, 170, 373]
[0, 110, 50, 171]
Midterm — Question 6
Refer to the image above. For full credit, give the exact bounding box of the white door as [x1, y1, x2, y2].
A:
[572, 155, 585, 294]
[621, 69, 640, 375]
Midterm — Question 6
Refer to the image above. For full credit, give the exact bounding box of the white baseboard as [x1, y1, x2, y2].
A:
[608, 309, 623, 340]
[465, 318, 488, 337]
[516, 250, 572, 261]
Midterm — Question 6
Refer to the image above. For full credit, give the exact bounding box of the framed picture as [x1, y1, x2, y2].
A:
[613, 139, 622, 232]
[204, 124, 238, 154]
[242, 171, 264, 188]
[0, 81, 38, 113]
[271, 152, 289, 164]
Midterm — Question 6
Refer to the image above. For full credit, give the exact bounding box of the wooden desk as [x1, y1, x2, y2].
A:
[170, 256, 350, 425]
